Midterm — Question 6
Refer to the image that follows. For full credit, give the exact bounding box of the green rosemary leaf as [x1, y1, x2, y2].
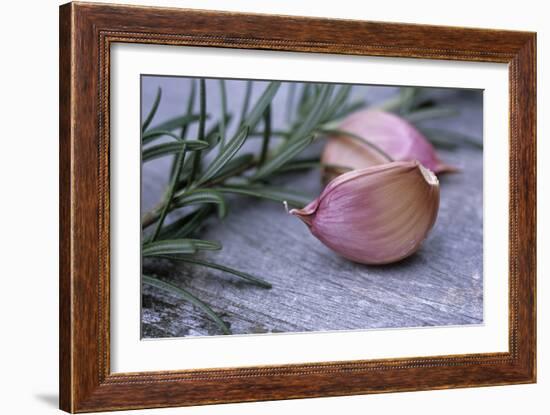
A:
[141, 87, 162, 132]
[188, 79, 207, 184]
[419, 135, 458, 150]
[142, 239, 221, 257]
[150, 146, 187, 242]
[322, 84, 352, 122]
[142, 140, 209, 163]
[205, 132, 221, 149]
[374, 87, 417, 113]
[196, 126, 249, 186]
[141, 130, 182, 146]
[417, 126, 481, 149]
[212, 185, 311, 207]
[252, 134, 315, 180]
[157, 211, 198, 240]
[193, 85, 278, 184]
[191, 239, 223, 251]
[259, 105, 271, 165]
[288, 84, 333, 142]
[174, 207, 212, 237]
[147, 114, 202, 137]
[173, 189, 227, 219]
[157, 256, 272, 288]
[188, 118, 231, 169]
[297, 83, 312, 117]
[218, 79, 227, 149]
[285, 82, 297, 123]
[170, 79, 198, 180]
[178, 131, 220, 181]
[318, 128, 392, 162]
[399, 87, 419, 114]
[142, 239, 196, 256]
[197, 77, 208, 144]
[238, 80, 253, 127]
[185, 258, 271, 288]
[159, 207, 213, 239]
[404, 107, 459, 123]
[207, 153, 255, 184]
[298, 84, 321, 121]
[178, 121, 220, 186]
[180, 79, 196, 139]
[198, 78, 207, 135]
[206, 115, 231, 142]
[331, 100, 365, 120]
[372, 88, 413, 112]
[243, 81, 281, 131]
[142, 274, 231, 335]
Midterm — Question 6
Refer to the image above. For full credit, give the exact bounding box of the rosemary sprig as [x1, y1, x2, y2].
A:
[143, 274, 230, 335]
[142, 78, 359, 334]
[141, 87, 162, 132]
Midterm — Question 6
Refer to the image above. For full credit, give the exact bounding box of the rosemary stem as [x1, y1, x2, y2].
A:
[150, 148, 187, 241]
[218, 79, 227, 151]
[259, 105, 271, 166]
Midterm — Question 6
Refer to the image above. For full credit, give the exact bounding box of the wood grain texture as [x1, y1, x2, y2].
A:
[59, 4, 73, 411]
[140, 82, 484, 337]
[59, 2, 536, 412]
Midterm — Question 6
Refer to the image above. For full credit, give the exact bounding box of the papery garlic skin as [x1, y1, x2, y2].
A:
[322, 109, 455, 182]
[290, 161, 440, 265]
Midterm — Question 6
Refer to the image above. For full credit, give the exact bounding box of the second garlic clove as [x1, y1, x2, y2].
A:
[322, 109, 456, 182]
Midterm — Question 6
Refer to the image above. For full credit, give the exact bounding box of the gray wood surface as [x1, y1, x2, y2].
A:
[140, 78, 483, 337]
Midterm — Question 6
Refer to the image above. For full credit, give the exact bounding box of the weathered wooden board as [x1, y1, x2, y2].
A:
[140, 78, 483, 337]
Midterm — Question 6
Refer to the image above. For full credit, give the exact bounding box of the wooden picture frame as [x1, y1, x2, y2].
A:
[59, 2, 536, 412]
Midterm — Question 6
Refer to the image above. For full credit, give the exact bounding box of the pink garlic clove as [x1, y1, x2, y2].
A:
[290, 161, 440, 265]
[322, 109, 457, 182]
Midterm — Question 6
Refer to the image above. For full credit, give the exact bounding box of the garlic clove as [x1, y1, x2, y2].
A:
[290, 161, 440, 265]
[322, 109, 456, 182]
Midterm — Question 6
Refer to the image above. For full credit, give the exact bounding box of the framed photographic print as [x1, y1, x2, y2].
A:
[59, 2, 536, 412]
